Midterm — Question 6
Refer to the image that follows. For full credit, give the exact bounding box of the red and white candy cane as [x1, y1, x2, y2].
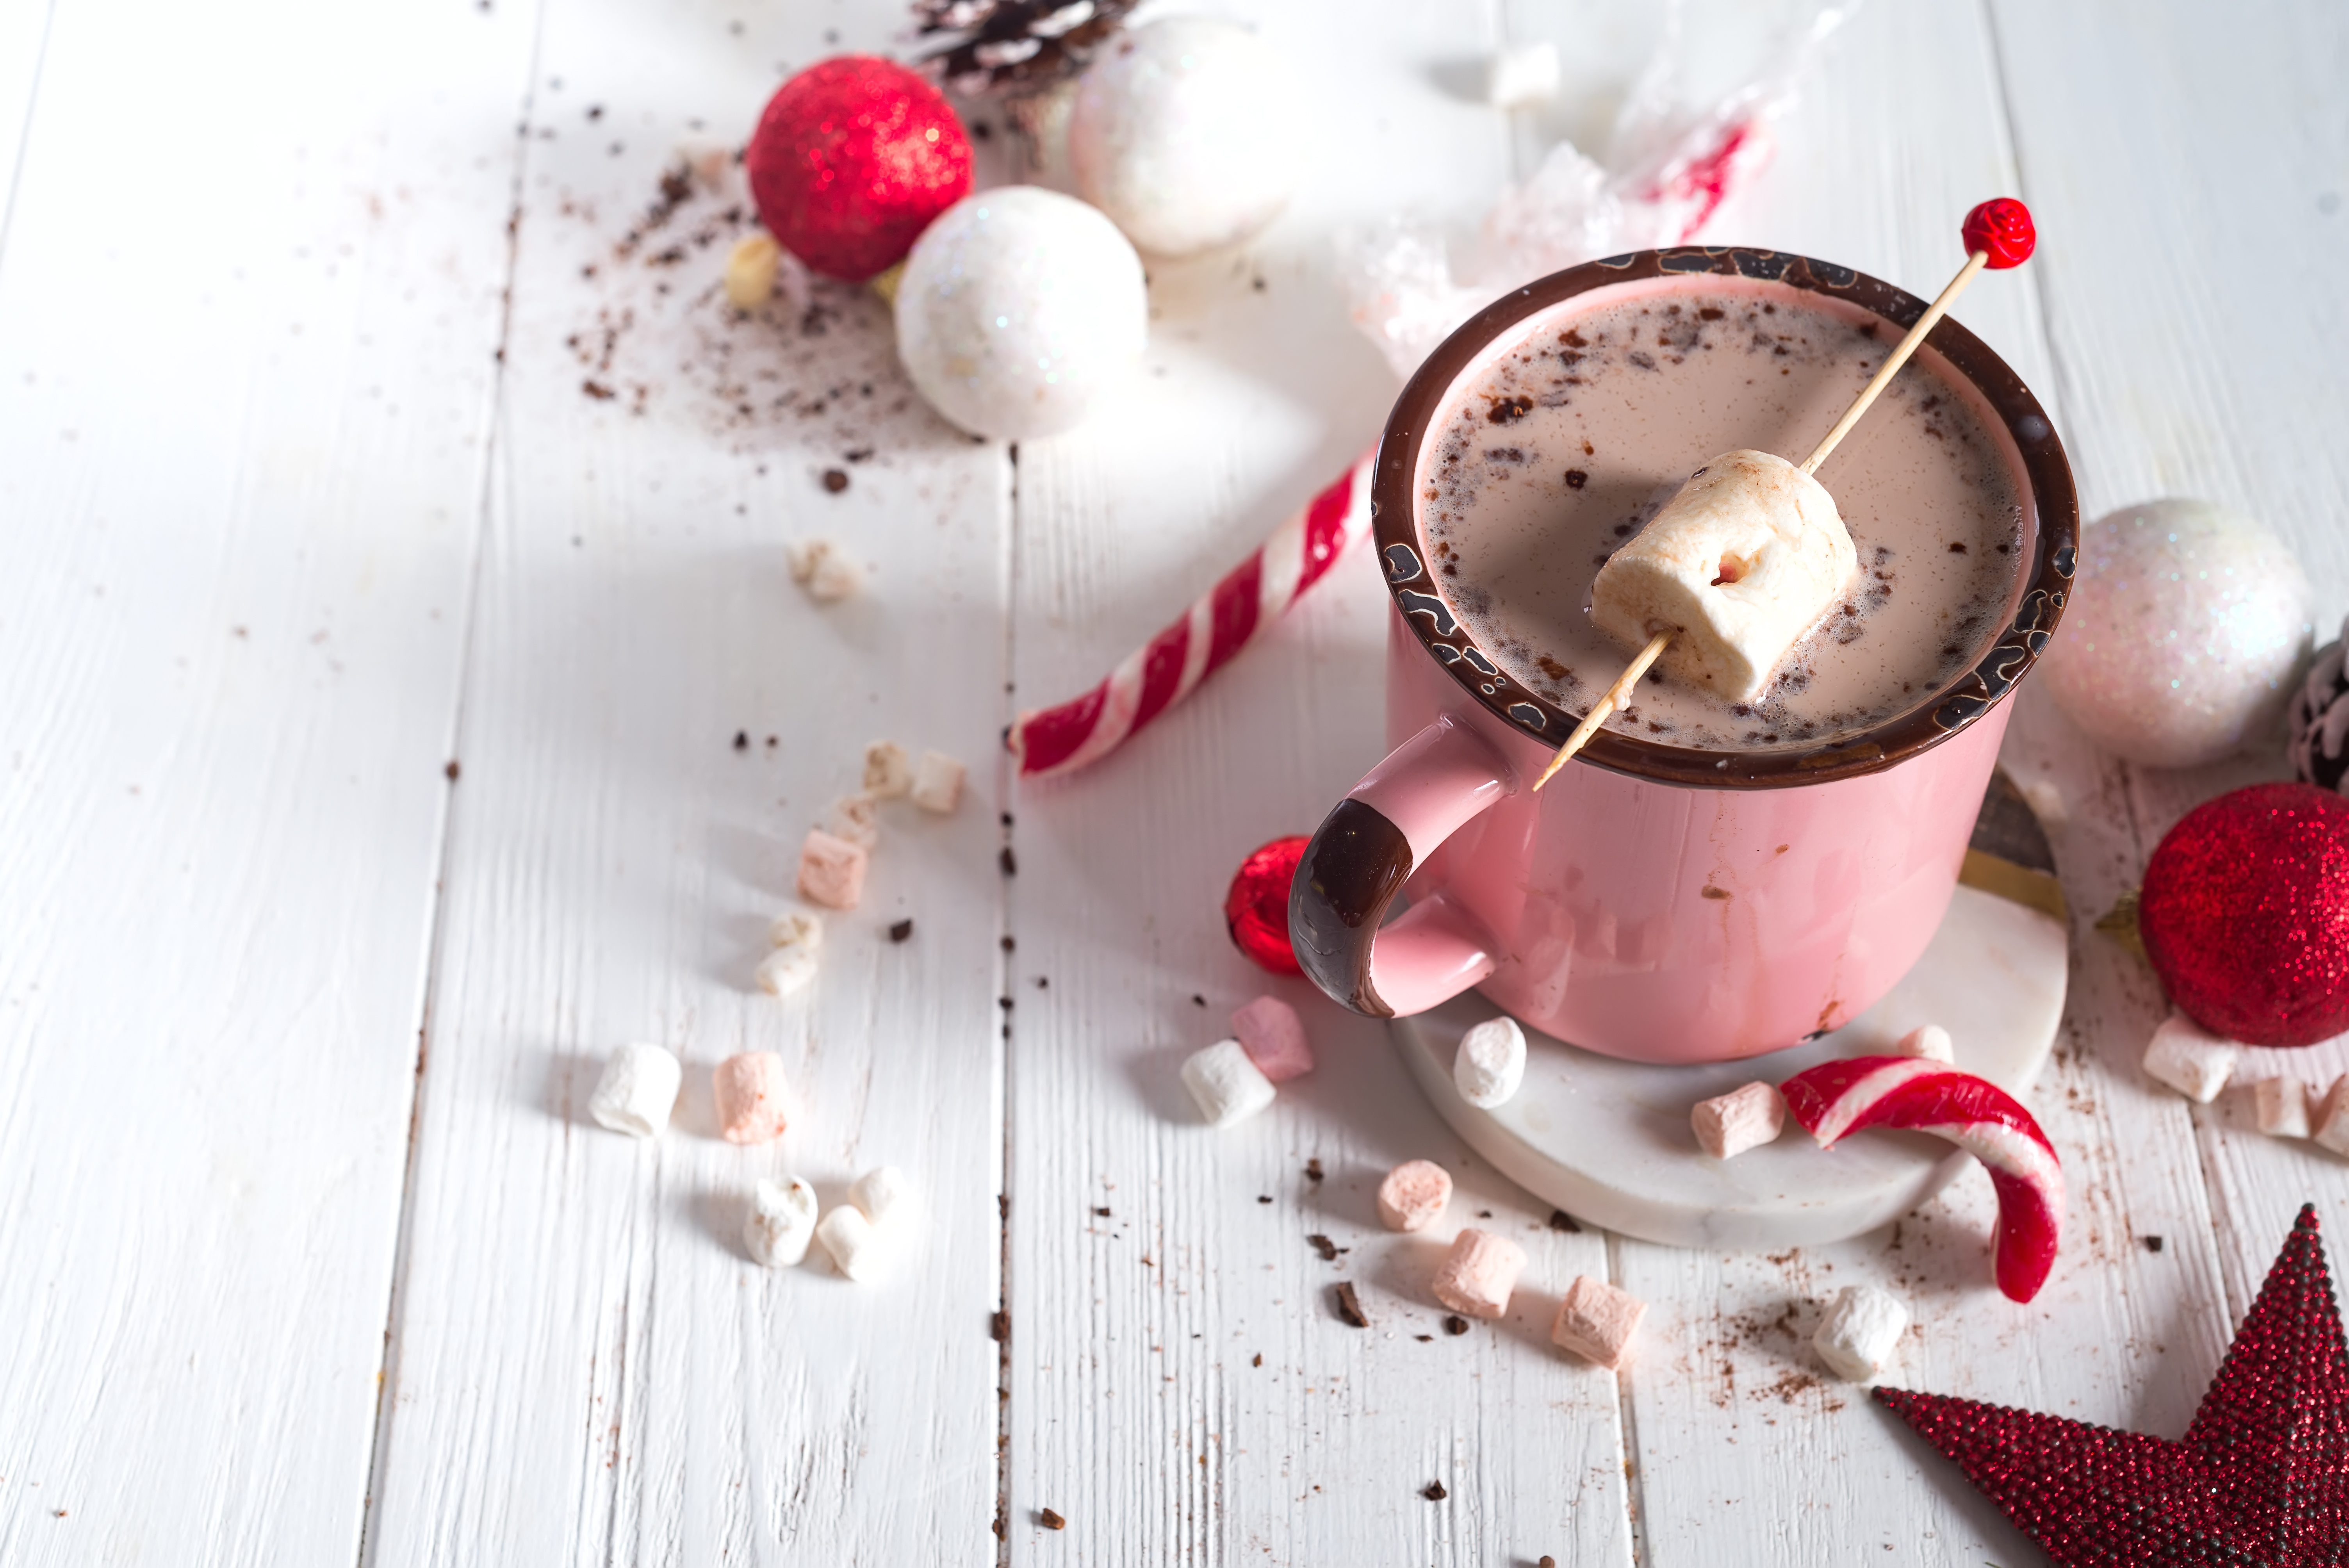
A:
[1779, 1057, 2065, 1304]
[1009, 450, 1377, 778]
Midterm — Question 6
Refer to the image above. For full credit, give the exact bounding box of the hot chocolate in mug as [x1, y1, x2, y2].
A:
[1290, 248, 2077, 1064]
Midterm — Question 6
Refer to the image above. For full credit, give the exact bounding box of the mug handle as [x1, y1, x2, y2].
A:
[1289, 713, 1520, 1017]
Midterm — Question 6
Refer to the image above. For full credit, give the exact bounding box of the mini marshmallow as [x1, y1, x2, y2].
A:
[1482, 41, 1561, 108]
[1231, 996, 1313, 1082]
[1892, 1024, 1955, 1064]
[588, 1043, 682, 1139]
[863, 741, 914, 799]
[756, 944, 819, 998]
[714, 1051, 791, 1144]
[1454, 1015, 1527, 1109]
[849, 1165, 918, 1231]
[910, 750, 965, 814]
[744, 1175, 819, 1267]
[1376, 1159, 1453, 1232]
[2255, 1077, 2314, 1139]
[788, 539, 865, 602]
[797, 828, 868, 911]
[1590, 449, 1858, 702]
[1551, 1275, 1647, 1370]
[768, 908, 825, 950]
[1691, 1081, 1785, 1160]
[1813, 1283, 1909, 1382]
[2312, 1080, 2349, 1156]
[816, 1203, 896, 1282]
[1180, 1039, 1276, 1129]
[724, 232, 781, 309]
[1431, 1228, 1527, 1320]
[826, 792, 880, 850]
[2144, 1014, 2238, 1103]
[2019, 777, 2069, 829]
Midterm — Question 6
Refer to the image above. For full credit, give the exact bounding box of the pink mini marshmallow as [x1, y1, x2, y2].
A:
[1691, 1081, 1786, 1160]
[1551, 1275, 1647, 1369]
[797, 828, 868, 911]
[1231, 996, 1314, 1082]
[714, 1051, 791, 1144]
[1431, 1228, 1526, 1320]
[1376, 1159, 1453, 1232]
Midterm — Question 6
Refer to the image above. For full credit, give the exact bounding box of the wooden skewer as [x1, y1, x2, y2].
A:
[1530, 631, 1670, 790]
[1530, 232, 2010, 792]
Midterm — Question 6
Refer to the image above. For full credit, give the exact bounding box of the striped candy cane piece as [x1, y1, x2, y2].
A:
[1010, 450, 1378, 779]
[1780, 1056, 2065, 1304]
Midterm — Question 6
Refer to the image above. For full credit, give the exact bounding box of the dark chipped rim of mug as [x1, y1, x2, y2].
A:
[1371, 246, 2079, 789]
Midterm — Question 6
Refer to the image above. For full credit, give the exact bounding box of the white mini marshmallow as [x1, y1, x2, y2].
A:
[1692, 1081, 1785, 1160]
[2144, 1014, 2238, 1103]
[1454, 1015, 1527, 1108]
[849, 1165, 918, 1231]
[768, 908, 825, 950]
[826, 792, 880, 850]
[788, 539, 864, 602]
[863, 741, 914, 799]
[1590, 449, 1858, 702]
[756, 945, 819, 998]
[1181, 1039, 1276, 1128]
[1892, 1024, 1955, 1063]
[910, 750, 965, 814]
[744, 1175, 819, 1267]
[816, 1204, 896, 1282]
[724, 232, 781, 309]
[1814, 1283, 1909, 1383]
[2255, 1078, 2314, 1139]
[1482, 41, 1560, 108]
[589, 1043, 682, 1139]
[2312, 1080, 2349, 1156]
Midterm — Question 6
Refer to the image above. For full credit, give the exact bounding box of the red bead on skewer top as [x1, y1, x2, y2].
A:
[1961, 198, 2035, 269]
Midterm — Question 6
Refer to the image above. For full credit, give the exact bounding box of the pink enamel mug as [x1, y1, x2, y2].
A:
[1289, 248, 2077, 1063]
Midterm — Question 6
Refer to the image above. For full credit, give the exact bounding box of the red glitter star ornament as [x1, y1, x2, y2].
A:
[1877, 1204, 2349, 1564]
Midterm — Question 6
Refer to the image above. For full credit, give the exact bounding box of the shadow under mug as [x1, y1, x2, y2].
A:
[1289, 248, 2078, 1065]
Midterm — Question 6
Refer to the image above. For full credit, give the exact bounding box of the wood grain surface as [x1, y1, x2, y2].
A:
[0, 0, 2341, 1563]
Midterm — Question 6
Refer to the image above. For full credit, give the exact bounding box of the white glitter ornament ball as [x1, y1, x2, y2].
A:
[894, 185, 1147, 441]
[1067, 17, 1301, 259]
[2039, 499, 2314, 768]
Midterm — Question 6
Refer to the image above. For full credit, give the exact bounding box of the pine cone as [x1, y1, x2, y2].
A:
[2288, 617, 2349, 792]
[909, 0, 1137, 97]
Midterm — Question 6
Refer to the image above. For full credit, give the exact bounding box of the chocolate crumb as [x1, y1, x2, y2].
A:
[1093, 1205, 1111, 1217]
[821, 468, 849, 493]
[731, 731, 748, 751]
[992, 1511, 1005, 1539]
[2144, 1235, 2165, 1253]
[1308, 1234, 1338, 1262]
[990, 1310, 1009, 1342]
[1443, 1314, 1469, 1336]
[1564, 468, 1588, 489]
[1477, 1210, 1494, 1219]
[1001, 935, 1016, 951]
[1549, 1209, 1581, 1233]
[582, 379, 615, 400]
[1039, 1508, 1066, 1530]
[1305, 1158, 1324, 1182]
[1333, 1281, 1370, 1327]
[1542, 1557, 1558, 1568]
[1252, 1352, 1262, 1366]
[1258, 1195, 1273, 1205]
[1422, 1481, 1447, 1501]
[1000, 846, 1018, 877]
[444, 759, 461, 781]
[1415, 1333, 1433, 1342]
[888, 919, 914, 943]
[1191, 994, 1206, 1007]
[1034, 976, 1048, 989]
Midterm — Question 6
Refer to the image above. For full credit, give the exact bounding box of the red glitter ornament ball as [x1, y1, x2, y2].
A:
[1226, 836, 1308, 976]
[2139, 782, 2349, 1046]
[1961, 197, 2035, 269]
[743, 56, 973, 282]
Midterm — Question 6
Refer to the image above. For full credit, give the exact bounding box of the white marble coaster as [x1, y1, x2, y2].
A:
[1387, 884, 2068, 1251]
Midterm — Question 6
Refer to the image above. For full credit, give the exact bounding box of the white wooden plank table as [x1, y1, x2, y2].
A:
[0, 0, 2343, 1563]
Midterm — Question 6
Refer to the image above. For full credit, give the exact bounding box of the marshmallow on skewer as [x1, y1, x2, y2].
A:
[1589, 449, 1857, 702]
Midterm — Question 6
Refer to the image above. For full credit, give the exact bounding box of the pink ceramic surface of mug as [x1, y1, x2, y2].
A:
[1290, 248, 2077, 1063]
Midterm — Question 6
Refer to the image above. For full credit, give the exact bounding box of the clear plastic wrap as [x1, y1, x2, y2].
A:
[1340, 0, 1866, 379]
